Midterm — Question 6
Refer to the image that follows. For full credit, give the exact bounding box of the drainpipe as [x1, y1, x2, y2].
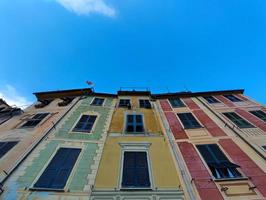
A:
[154, 103, 197, 200]
[195, 97, 266, 160]
[1, 96, 82, 187]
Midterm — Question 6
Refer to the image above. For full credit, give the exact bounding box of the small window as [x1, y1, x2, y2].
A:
[223, 112, 254, 128]
[21, 113, 49, 128]
[249, 110, 266, 122]
[122, 152, 150, 188]
[0, 141, 18, 159]
[203, 96, 220, 104]
[0, 107, 5, 112]
[177, 113, 202, 129]
[262, 146, 266, 151]
[223, 94, 242, 102]
[139, 100, 151, 108]
[168, 98, 185, 108]
[33, 148, 81, 190]
[73, 115, 97, 133]
[126, 114, 144, 133]
[91, 98, 104, 106]
[119, 99, 131, 108]
[197, 144, 241, 179]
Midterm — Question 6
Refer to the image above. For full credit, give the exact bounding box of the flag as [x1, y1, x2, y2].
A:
[86, 81, 94, 86]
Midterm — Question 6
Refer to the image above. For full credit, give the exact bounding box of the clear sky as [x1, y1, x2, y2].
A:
[0, 0, 265, 108]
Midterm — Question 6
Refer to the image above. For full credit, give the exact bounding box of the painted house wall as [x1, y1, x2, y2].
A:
[109, 96, 162, 134]
[92, 95, 184, 199]
[2, 96, 115, 200]
[0, 98, 77, 183]
[159, 95, 266, 200]
[199, 94, 266, 159]
[94, 136, 181, 189]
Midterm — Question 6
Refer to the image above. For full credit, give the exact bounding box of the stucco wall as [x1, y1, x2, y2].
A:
[94, 136, 181, 189]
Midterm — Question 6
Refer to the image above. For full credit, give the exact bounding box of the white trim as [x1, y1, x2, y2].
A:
[118, 142, 153, 190]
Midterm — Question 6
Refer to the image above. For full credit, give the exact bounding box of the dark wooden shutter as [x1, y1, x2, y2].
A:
[177, 113, 201, 129]
[223, 112, 254, 128]
[122, 152, 150, 188]
[0, 141, 18, 158]
[34, 148, 81, 189]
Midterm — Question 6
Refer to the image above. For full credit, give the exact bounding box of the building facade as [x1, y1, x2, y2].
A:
[1, 88, 116, 199]
[156, 90, 266, 200]
[0, 88, 265, 200]
[92, 91, 185, 199]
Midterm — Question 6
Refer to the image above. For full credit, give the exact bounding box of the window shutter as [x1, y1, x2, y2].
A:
[0, 141, 18, 159]
[135, 152, 150, 187]
[197, 145, 216, 164]
[122, 152, 136, 187]
[34, 148, 81, 189]
[122, 152, 150, 188]
[178, 113, 201, 129]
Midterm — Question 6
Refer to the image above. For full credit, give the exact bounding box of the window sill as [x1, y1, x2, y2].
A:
[213, 177, 249, 182]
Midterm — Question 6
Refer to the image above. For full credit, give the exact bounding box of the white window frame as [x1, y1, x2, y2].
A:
[70, 112, 99, 134]
[118, 142, 154, 190]
[123, 112, 145, 134]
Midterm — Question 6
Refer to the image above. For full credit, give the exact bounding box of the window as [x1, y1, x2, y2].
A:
[197, 144, 241, 179]
[139, 99, 151, 108]
[33, 148, 81, 190]
[168, 98, 185, 108]
[21, 113, 49, 128]
[177, 113, 202, 129]
[223, 94, 242, 102]
[73, 115, 97, 133]
[262, 146, 266, 151]
[119, 99, 131, 108]
[203, 96, 220, 104]
[122, 152, 150, 188]
[223, 112, 254, 128]
[249, 110, 266, 122]
[0, 141, 18, 159]
[0, 107, 5, 112]
[126, 114, 144, 133]
[91, 98, 104, 106]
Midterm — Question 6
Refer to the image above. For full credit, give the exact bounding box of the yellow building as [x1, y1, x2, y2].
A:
[92, 90, 185, 199]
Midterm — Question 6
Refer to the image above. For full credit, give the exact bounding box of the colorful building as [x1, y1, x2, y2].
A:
[0, 88, 265, 200]
[0, 89, 86, 197]
[92, 90, 185, 199]
[155, 89, 266, 200]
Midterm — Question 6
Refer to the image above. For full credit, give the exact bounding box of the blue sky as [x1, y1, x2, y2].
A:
[0, 0, 265, 107]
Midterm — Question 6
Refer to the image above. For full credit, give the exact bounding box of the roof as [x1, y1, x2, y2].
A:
[33, 88, 244, 101]
[152, 89, 244, 99]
